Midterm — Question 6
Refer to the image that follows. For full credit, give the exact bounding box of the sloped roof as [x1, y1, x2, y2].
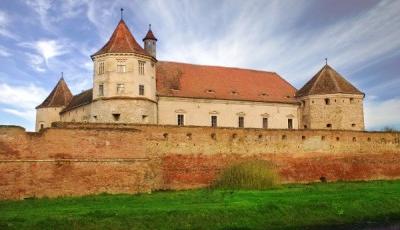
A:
[92, 19, 148, 57]
[60, 89, 93, 114]
[36, 78, 73, 109]
[156, 61, 297, 104]
[296, 64, 364, 97]
[143, 28, 157, 41]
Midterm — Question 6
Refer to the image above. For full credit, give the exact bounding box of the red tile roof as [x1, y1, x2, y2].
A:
[92, 19, 149, 57]
[296, 64, 364, 97]
[36, 78, 73, 109]
[143, 27, 157, 41]
[60, 89, 93, 114]
[156, 61, 298, 104]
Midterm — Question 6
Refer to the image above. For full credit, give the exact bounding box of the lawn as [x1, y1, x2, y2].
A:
[1, 180, 400, 229]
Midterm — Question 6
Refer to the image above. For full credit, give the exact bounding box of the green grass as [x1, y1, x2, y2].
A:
[1, 180, 400, 229]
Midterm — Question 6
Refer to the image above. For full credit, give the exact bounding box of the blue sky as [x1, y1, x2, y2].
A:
[0, 0, 399, 131]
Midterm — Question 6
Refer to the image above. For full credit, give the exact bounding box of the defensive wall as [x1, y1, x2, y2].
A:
[0, 122, 399, 199]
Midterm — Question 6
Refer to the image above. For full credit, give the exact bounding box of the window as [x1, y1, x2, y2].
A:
[325, 98, 330, 105]
[40, 124, 44, 130]
[116, 83, 125, 94]
[112, 113, 120, 121]
[177, 114, 184, 126]
[138, 61, 145, 75]
[350, 98, 355, 104]
[117, 65, 126, 73]
[327, 124, 332, 128]
[238, 116, 244, 128]
[304, 125, 308, 129]
[139, 85, 145, 95]
[263, 117, 268, 129]
[142, 115, 148, 123]
[352, 123, 356, 127]
[288, 119, 293, 129]
[98, 62, 105, 75]
[211, 116, 218, 127]
[99, 84, 104, 96]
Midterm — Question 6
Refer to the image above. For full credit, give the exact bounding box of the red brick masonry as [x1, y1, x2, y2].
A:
[0, 123, 399, 199]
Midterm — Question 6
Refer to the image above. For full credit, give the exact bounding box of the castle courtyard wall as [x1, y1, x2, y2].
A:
[0, 123, 399, 199]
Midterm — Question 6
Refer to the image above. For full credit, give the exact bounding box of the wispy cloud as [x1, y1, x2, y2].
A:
[365, 97, 400, 130]
[0, 83, 47, 124]
[0, 10, 17, 39]
[0, 45, 10, 57]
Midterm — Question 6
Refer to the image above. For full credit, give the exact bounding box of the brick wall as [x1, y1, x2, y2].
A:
[0, 123, 399, 199]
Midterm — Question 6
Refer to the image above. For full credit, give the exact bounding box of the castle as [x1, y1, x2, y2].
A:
[35, 16, 365, 132]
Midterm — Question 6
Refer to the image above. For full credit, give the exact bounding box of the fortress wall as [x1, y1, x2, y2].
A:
[0, 123, 399, 199]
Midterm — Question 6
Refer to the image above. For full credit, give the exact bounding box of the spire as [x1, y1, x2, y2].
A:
[36, 77, 73, 109]
[91, 13, 149, 57]
[120, 8, 124, 20]
[296, 64, 364, 97]
[143, 24, 157, 41]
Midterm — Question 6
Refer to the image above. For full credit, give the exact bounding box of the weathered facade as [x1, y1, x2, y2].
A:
[35, 17, 364, 132]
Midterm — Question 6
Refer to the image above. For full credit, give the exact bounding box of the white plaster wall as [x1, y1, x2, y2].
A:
[157, 97, 299, 129]
[35, 107, 63, 131]
[60, 104, 92, 123]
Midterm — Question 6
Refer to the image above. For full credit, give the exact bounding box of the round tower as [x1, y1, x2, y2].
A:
[143, 24, 157, 58]
[90, 14, 157, 124]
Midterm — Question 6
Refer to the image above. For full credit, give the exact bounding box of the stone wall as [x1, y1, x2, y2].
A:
[0, 123, 399, 199]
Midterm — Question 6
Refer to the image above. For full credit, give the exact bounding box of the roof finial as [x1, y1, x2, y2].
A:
[120, 8, 124, 20]
[149, 24, 151, 30]
[325, 58, 328, 65]
[61, 72, 64, 79]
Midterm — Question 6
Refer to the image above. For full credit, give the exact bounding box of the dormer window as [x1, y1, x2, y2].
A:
[206, 89, 215, 94]
[260, 92, 269, 97]
[231, 90, 239, 95]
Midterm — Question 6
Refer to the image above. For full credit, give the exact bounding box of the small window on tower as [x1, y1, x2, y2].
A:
[138, 61, 145, 75]
[112, 113, 120, 121]
[117, 65, 126, 73]
[116, 83, 125, 94]
[139, 85, 145, 95]
[211, 116, 218, 127]
[327, 124, 332, 129]
[99, 84, 104, 96]
[98, 62, 105, 75]
[263, 117, 268, 129]
[325, 98, 330, 105]
[177, 114, 184, 126]
[238, 116, 244, 128]
[288, 119, 293, 129]
[350, 98, 355, 104]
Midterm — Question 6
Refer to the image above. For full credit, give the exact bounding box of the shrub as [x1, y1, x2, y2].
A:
[212, 160, 280, 190]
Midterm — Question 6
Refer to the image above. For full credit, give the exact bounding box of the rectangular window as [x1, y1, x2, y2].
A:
[139, 85, 145, 95]
[177, 114, 184, 126]
[98, 62, 105, 75]
[116, 83, 125, 94]
[117, 65, 126, 73]
[263, 117, 268, 129]
[98, 84, 104, 96]
[288, 119, 293, 129]
[138, 61, 145, 75]
[211, 116, 218, 127]
[238, 116, 244, 128]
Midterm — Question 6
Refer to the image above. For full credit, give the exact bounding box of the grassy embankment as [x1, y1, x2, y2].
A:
[1, 180, 400, 230]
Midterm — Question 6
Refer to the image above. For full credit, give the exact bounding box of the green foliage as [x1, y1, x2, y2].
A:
[212, 160, 280, 190]
[382, 126, 399, 132]
[1, 181, 400, 229]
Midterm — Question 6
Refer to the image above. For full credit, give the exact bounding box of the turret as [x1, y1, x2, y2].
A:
[35, 76, 72, 131]
[89, 10, 158, 124]
[296, 63, 365, 130]
[143, 24, 157, 58]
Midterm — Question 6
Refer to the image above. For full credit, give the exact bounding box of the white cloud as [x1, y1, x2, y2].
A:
[0, 83, 48, 127]
[364, 97, 400, 130]
[0, 10, 17, 39]
[0, 45, 10, 57]
[20, 39, 68, 71]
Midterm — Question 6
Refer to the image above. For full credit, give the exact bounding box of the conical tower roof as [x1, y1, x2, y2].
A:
[143, 25, 157, 41]
[36, 77, 73, 109]
[92, 19, 148, 57]
[296, 64, 364, 97]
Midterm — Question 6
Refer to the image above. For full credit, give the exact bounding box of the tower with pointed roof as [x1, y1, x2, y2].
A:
[296, 64, 365, 130]
[35, 77, 73, 131]
[143, 24, 157, 58]
[89, 17, 158, 124]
